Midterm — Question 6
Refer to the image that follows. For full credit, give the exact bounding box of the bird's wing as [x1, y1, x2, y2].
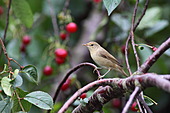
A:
[99, 49, 123, 67]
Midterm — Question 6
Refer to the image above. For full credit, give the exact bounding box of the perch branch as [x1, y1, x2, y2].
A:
[59, 73, 170, 113]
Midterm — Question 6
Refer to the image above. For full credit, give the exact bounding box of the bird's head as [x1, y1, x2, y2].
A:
[83, 41, 101, 52]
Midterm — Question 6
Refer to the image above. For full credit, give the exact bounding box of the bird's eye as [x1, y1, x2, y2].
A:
[90, 44, 94, 46]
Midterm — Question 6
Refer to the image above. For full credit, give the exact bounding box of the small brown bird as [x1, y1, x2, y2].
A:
[83, 41, 128, 78]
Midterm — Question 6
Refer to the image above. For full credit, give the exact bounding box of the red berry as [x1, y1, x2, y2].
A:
[55, 48, 68, 59]
[66, 78, 71, 85]
[80, 93, 87, 99]
[66, 22, 77, 33]
[61, 83, 69, 91]
[43, 66, 53, 76]
[20, 44, 26, 52]
[152, 47, 157, 51]
[22, 35, 31, 45]
[0, 7, 3, 15]
[131, 102, 138, 111]
[55, 57, 65, 64]
[112, 99, 121, 108]
[93, 0, 102, 3]
[60, 32, 67, 40]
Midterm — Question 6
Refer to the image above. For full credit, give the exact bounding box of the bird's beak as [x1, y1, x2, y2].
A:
[82, 43, 88, 46]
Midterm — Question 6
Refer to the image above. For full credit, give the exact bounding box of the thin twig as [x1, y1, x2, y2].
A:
[131, 31, 140, 70]
[137, 96, 153, 113]
[125, 0, 139, 75]
[122, 87, 140, 113]
[14, 91, 25, 112]
[47, 0, 59, 36]
[136, 99, 144, 113]
[125, 35, 132, 75]
[131, 0, 140, 70]
[52, 62, 101, 103]
[47, 63, 101, 113]
[63, 0, 71, 15]
[133, 0, 149, 31]
[0, 38, 22, 70]
[3, 0, 12, 42]
[0, 38, 12, 70]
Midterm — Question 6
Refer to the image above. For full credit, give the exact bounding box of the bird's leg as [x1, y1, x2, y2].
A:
[99, 68, 111, 79]
[93, 67, 102, 73]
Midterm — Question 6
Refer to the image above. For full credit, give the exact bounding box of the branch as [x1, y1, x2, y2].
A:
[52, 62, 101, 103]
[122, 87, 140, 113]
[58, 73, 170, 113]
[133, 0, 149, 31]
[137, 37, 170, 73]
[125, 0, 139, 75]
[3, 0, 12, 42]
[137, 96, 153, 113]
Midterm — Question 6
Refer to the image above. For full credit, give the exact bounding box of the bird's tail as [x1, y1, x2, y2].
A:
[117, 66, 129, 77]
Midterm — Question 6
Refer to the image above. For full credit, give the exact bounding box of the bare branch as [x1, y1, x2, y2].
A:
[59, 73, 170, 113]
[52, 62, 101, 103]
[133, 0, 149, 31]
[3, 0, 12, 42]
[122, 87, 140, 113]
[137, 96, 153, 113]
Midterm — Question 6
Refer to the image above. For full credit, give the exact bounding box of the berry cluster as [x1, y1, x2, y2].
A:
[20, 35, 31, 52]
[59, 22, 77, 40]
[112, 99, 138, 112]
[54, 48, 68, 64]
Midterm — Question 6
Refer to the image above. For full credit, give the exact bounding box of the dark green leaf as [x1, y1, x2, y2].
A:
[144, 95, 157, 106]
[12, 0, 33, 28]
[22, 65, 38, 84]
[103, 0, 121, 15]
[24, 91, 53, 110]
[1, 77, 13, 96]
[6, 39, 20, 60]
[12, 88, 32, 112]
[0, 98, 12, 113]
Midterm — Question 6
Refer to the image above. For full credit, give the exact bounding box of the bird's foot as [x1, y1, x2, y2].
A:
[93, 67, 102, 73]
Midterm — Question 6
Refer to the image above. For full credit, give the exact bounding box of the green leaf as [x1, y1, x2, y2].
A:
[138, 7, 162, 29]
[145, 20, 169, 37]
[6, 39, 20, 60]
[0, 98, 12, 113]
[144, 95, 158, 106]
[1, 77, 13, 96]
[111, 14, 130, 32]
[12, 75, 23, 87]
[0, 64, 8, 75]
[13, 69, 20, 78]
[24, 91, 53, 110]
[12, 88, 32, 112]
[103, 0, 121, 15]
[50, 103, 62, 113]
[22, 65, 38, 84]
[12, 0, 33, 28]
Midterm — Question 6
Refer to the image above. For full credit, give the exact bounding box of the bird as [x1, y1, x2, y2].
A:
[83, 41, 128, 78]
